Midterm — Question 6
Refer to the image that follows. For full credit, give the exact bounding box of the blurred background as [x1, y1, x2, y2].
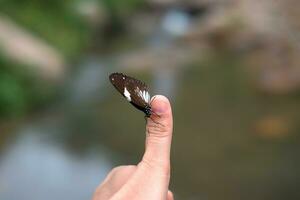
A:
[0, 0, 300, 199]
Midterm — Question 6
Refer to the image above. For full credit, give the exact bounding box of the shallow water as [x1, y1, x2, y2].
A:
[1, 57, 300, 200]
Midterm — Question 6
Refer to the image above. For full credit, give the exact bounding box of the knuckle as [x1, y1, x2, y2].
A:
[110, 166, 123, 174]
[140, 157, 171, 177]
[110, 165, 136, 175]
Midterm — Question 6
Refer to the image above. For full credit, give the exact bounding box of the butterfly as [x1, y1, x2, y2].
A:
[109, 72, 156, 118]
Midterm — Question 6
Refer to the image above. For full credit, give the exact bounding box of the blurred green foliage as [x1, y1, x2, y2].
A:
[0, 0, 90, 117]
[0, 0, 145, 118]
[102, 0, 144, 23]
[0, 70, 26, 117]
[0, 55, 56, 118]
[0, 0, 90, 58]
[100, 0, 145, 50]
[0, 0, 146, 55]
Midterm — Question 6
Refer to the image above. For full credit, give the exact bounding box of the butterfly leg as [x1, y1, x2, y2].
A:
[150, 110, 161, 118]
[148, 115, 165, 128]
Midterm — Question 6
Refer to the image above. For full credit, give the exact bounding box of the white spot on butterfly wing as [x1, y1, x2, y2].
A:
[145, 91, 150, 103]
[137, 89, 150, 103]
[135, 86, 151, 103]
[138, 90, 142, 97]
[124, 87, 131, 101]
[143, 91, 147, 102]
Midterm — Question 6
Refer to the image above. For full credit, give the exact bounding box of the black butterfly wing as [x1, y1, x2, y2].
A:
[124, 75, 150, 109]
[109, 73, 126, 97]
[109, 73, 151, 110]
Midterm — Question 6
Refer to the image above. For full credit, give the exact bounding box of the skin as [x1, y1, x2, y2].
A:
[93, 95, 174, 200]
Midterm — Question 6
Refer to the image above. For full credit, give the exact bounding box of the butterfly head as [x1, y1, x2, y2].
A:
[144, 105, 152, 118]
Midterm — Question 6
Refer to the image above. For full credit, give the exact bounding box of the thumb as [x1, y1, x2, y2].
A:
[114, 95, 173, 199]
[142, 95, 173, 170]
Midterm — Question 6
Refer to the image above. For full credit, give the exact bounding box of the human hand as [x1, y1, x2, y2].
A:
[93, 95, 173, 200]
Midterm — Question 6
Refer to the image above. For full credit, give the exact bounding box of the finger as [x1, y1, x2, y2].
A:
[93, 165, 136, 200]
[141, 95, 173, 170]
[113, 96, 173, 199]
[167, 190, 174, 200]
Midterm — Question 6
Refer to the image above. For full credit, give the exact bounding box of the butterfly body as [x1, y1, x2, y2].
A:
[109, 73, 152, 117]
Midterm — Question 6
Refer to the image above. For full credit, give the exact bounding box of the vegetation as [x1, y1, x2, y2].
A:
[0, 0, 146, 117]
